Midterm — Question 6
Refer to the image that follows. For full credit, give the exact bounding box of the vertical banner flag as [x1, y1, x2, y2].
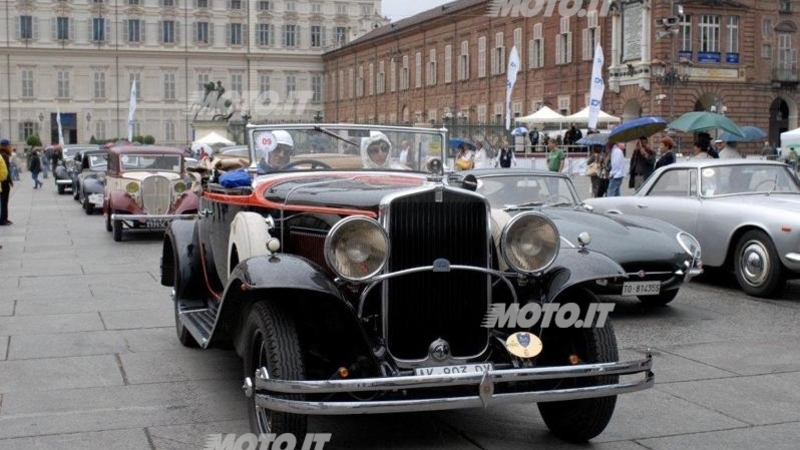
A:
[127, 79, 137, 142]
[587, 42, 605, 131]
[505, 45, 520, 131]
[56, 109, 65, 146]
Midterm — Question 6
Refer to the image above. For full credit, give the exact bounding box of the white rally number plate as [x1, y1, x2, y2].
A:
[146, 219, 169, 229]
[414, 364, 492, 376]
[622, 281, 661, 296]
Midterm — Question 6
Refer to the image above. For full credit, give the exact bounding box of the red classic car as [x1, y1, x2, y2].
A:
[103, 145, 198, 241]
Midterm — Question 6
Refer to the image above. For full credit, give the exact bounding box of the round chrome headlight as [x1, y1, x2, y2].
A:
[324, 216, 390, 282]
[174, 181, 187, 193]
[677, 232, 701, 259]
[500, 212, 560, 274]
[125, 182, 140, 194]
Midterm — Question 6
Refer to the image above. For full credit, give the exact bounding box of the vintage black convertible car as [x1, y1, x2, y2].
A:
[72, 148, 108, 214]
[53, 144, 100, 194]
[160, 124, 653, 443]
[461, 169, 704, 306]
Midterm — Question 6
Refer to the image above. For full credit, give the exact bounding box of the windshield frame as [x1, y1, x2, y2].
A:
[475, 172, 582, 209]
[699, 163, 800, 198]
[245, 123, 448, 175]
[118, 153, 183, 173]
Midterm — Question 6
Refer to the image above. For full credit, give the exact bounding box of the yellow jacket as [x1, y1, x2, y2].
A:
[0, 154, 7, 193]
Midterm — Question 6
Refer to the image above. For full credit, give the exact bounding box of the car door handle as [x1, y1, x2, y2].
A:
[636, 204, 648, 209]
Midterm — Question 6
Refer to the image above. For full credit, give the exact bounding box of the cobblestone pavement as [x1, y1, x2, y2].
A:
[1, 174, 799, 450]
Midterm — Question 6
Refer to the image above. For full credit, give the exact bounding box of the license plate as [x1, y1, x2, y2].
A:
[88, 194, 103, 206]
[622, 281, 661, 296]
[146, 219, 169, 229]
[414, 363, 492, 376]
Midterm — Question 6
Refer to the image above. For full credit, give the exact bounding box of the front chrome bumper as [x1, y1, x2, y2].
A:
[111, 213, 197, 221]
[247, 353, 653, 415]
[56, 179, 73, 185]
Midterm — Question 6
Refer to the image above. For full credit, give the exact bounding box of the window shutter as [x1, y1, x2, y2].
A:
[242, 23, 247, 45]
[123, 20, 129, 42]
[104, 18, 110, 42]
[596, 27, 601, 47]
[192, 22, 197, 43]
[89, 18, 94, 41]
[226, 0, 230, 8]
[226, 23, 231, 45]
[157, 20, 163, 43]
[295, 25, 300, 47]
[582, 28, 589, 60]
[528, 39, 534, 67]
[556, 36, 562, 64]
[18, 123, 24, 141]
[51, 18, 56, 40]
[175, 21, 181, 43]
[15, 17, 20, 40]
[69, 18, 75, 40]
[209, 23, 214, 45]
[321, 26, 326, 47]
[141, 20, 146, 43]
[34, 17, 40, 40]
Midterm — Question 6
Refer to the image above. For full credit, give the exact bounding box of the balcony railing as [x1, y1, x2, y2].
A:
[772, 66, 799, 83]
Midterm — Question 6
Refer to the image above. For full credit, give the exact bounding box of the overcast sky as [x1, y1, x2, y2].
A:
[382, 0, 452, 21]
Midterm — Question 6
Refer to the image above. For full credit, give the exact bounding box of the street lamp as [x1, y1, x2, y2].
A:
[313, 110, 323, 123]
[653, 3, 688, 121]
[86, 112, 92, 133]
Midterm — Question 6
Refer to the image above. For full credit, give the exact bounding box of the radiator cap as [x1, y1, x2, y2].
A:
[505, 332, 543, 359]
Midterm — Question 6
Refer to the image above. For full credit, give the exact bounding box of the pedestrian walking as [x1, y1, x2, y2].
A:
[606, 142, 626, 197]
[29, 150, 43, 189]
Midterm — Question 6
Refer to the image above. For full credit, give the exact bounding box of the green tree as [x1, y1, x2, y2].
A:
[143, 135, 155, 145]
[26, 134, 42, 147]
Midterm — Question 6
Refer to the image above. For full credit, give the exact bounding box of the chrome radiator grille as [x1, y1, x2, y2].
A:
[141, 175, 172, 215]
[384, 188, 490, 361]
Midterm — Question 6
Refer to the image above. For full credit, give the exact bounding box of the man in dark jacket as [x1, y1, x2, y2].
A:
[630, 136, 656, 189]
[0, 138, 14, 225]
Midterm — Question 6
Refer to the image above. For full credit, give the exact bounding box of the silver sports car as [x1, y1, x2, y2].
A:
[585, 160, 800, 297]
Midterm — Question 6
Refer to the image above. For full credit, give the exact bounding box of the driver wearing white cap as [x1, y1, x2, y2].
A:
[257, 130, 294, 174]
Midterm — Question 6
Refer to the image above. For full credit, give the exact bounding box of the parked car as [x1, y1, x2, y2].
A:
[54, 145, 100, 194]
[584, 160, 800, 297]
[73, 149, 109, 214]
[103, 145, 199, 242]
[160, 124, 653, 443]
[460, 169, 703, 306]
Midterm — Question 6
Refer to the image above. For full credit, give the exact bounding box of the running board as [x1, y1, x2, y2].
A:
[177, 299, 219, 348]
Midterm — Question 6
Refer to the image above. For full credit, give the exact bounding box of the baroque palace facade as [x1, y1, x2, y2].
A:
[323, 0, 800, 148]
[0, 0, 387, 145]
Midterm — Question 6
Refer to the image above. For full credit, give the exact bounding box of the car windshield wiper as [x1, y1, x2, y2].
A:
[545, 201, 575, 207]
[312, 126, 360, 147]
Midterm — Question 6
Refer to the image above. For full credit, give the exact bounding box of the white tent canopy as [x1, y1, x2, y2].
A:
[780, 127, 800, 148]
[562, 106, 621, 124]
[194, 131, 235, 147]
[517, 106, 565, 125]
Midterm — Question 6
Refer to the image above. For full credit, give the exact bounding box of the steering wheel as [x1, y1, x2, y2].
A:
[754, 179, 777, 191]
[281, 159, 332, 170]
[546, 194, 574, 206]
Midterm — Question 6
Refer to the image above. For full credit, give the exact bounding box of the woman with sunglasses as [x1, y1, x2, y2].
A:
[361, 131, 408, 169]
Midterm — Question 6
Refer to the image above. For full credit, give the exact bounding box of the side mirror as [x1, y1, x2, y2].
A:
[461, 174, 478, 192]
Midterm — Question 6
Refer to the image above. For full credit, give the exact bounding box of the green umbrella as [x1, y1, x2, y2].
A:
[668, 111, 746, 138]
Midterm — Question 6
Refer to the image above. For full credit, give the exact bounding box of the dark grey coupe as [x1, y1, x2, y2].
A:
[461, 169, 704, 306]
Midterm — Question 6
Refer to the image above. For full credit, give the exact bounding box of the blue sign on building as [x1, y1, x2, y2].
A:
[726, 53, 740, 64]
[677, 51, 693, 61]
[697, 52, 721, 63]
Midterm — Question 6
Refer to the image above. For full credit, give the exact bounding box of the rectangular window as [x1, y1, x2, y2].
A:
[95, 121, 106, 140]
[778, 34, 796, 70]
[334, 26, 347, 45]
[21, 70, 34, 98]
[377, 61, 386, 93]
[162, 0, 176, 6]
[128, 0, 139, 4]
[196, 21, 209, 44]
[282, 24, 297, 47]
[259, 72, 271, 104]
[20, 16, 33, 39]
[361, 5, 371, 16]
[162, 20, 175, 43]
[312, 74, 322, 103]
[285, 1, 295, 11]
[347, 68, 354, 98]
[230, 73, 243, 95]
[20, 122, 35, 141]
[57, 17, 70, 40]
[197, 73, 210, 93]
[229, 23, 243, 45]
[679, 15, 692, 52]
[582, 12, 600, 60]
[128, 19, 142, 42]
[196, 0, 208, 7]
[401, 55, 409, 90]
[458, 40, 469, 80]
[415, 52, 421, 88]
[93, 71, 106, 99]
[164, 73, 176, 100]
[92, 17, 106, 41]
[762, 43, 772, 59]
[57, 71, 70, 98]
[444, 45, 452, 83]
[286, 74, 296, 99]
[311, 3, 321, 13]
[311, 25, 322, 47]
[257, 23, 274, 46]
[763, 19, 772, 37]
[556, 18, 572, 64]
[130, 73, 141, 99]
[699, 15, 720, 53]
[356, 65, 364, 97]
[478, 36, 486, 78]
[492, 32, 505, 75]
[368, 63, 374, 95]
[727, 16, 739, 54]
[428, 48, 436, 86]
[336, 3, 347, 15]
[165, 121, 175, 141]
[529, 23, 544, 68]
[390, 59, 396, 92]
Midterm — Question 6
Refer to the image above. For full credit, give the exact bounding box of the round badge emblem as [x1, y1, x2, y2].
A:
[121, 155, 129, 163]
[504, 332, 543, 359]
[702, 168, 715, 177]
[255, 131, 278, 156]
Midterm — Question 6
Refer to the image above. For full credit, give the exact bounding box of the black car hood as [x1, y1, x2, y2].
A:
[512, 207, 686, 266]
[262, 173, 429, 211]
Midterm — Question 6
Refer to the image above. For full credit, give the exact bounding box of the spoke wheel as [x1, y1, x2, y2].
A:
[243, 301, 307, 436]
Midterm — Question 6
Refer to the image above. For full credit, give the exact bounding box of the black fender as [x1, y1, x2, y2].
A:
[210, 254, 373, 361]
[545, 248, 627, 301]
[82, 177, 104, 194]
[161, 219, 210, 302]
